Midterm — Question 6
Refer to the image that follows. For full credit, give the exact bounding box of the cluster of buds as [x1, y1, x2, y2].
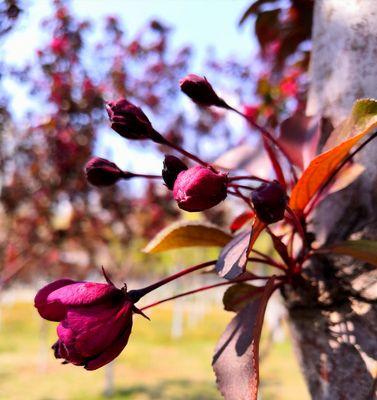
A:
[36, 74, 291, 371]
[84, 74, 288, 218]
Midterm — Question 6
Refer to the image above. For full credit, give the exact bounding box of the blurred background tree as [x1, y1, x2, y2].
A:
[0, 0, 310, 285]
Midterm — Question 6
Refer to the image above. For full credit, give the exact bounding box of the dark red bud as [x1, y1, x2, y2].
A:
[106, 99, 162, 142]
[251, 181, 287, 224]
[173, 166, 227, 212]
[162, 155, 188, 190]
[179, 74, 225, 107]
[85, 157, 123, 187]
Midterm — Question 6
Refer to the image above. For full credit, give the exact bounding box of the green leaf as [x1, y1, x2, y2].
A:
[143, 220, 232, 254]
[325, 240, 377, 266]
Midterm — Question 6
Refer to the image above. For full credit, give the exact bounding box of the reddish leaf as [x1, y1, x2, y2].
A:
[239, 0, 279, 25]
[247, 217, 266, 254]
[327, 163, 365, 195]
[262, 135, 286, 187]
[216, 230, 251, 280]
[213, 277, 276, 400]
[323, 99, 377, 151]
[223, 283, 261, 312]
[255, 9, 280, 50]
[278, 112, 321, 169]
[323, 240, 377, 267]
[289, 123, 377, 213]
[244, 148, 273, 179]
[213, 144, 258, 171]
[216, 219, 265, 280]
[267, 229, 291, 267]
[230, 211, 255, 233]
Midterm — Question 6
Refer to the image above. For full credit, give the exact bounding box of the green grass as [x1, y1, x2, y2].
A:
[0, 301, 309, 400]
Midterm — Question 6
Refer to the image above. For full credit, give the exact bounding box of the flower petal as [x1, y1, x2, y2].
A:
[68, 301, 133, 357]
[47, 282, 121, 307]
[34, 279, 75, 321]
[84, 326, 132, 370]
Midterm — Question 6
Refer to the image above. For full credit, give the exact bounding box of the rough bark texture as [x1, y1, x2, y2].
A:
[284, 1, 377, 399]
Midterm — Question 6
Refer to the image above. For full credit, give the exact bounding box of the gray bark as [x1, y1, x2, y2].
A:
[284, 1, 377, 399]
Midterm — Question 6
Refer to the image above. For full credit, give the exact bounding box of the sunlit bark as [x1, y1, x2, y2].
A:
[285, 1, 377, 399]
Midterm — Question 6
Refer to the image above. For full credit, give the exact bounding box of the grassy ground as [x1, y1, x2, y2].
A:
[0, 301, 309, 400]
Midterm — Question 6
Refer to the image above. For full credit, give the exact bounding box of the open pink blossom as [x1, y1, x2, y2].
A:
[34, 277, 135, 370]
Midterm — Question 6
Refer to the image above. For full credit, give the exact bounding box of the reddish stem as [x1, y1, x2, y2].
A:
[262, 135, 287, 187]
[228, 183, 256, 191]
[287, 231, 295, 259]
[228, 175, 269, 183]
[250, 248, 274, 261]
[158, 135, 213, 170]
[226, 106, 298, 182]
[248, 257, 286, 271]
[130, 260, 216, 302]
[124, 172, 162, 180]
[286, 206, 306, 243]
[140, 274, 285, 311]
[227, 188, 253, 208]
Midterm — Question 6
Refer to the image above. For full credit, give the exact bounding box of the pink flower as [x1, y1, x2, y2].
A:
[35, 277, 135, 370]
[173, 166, 227, 212]
[179, 74, 225, 107]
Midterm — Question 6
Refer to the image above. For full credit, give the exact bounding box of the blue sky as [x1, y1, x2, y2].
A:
[4, 0, 256, 67]
[2, 0, 257, 180]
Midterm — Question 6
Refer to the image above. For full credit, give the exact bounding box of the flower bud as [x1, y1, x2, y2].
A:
[162, 155, 188, 190]
[85, 157, 123, 187]
[179, 74, 225, 107]
[106, 99, 162, 142]
[173, 166, 227, 212]
[251, 181, 287, 224]
[34, 277, 135, 370]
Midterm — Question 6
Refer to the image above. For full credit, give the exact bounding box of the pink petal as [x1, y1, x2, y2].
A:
[84, 326, 132, 370]
[34, 279, 75, 321]
[48, 282, 120, 306]
[68, 301, 133, 357]
[56, 323, 85, 365]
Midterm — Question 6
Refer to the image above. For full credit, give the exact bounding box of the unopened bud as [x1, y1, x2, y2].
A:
[179, 74, 225, 107]
[85, 157, 123, 187]
[106, 99, 162, 142]
[173, 166, 227, 212]
[162, 155, 188, 190]
[251, 181, 287, 223]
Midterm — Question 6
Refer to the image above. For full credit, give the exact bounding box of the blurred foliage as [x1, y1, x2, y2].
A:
[0, 0, 312, 284]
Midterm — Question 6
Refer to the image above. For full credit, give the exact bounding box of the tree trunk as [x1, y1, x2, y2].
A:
[284, 1, 377, 399]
